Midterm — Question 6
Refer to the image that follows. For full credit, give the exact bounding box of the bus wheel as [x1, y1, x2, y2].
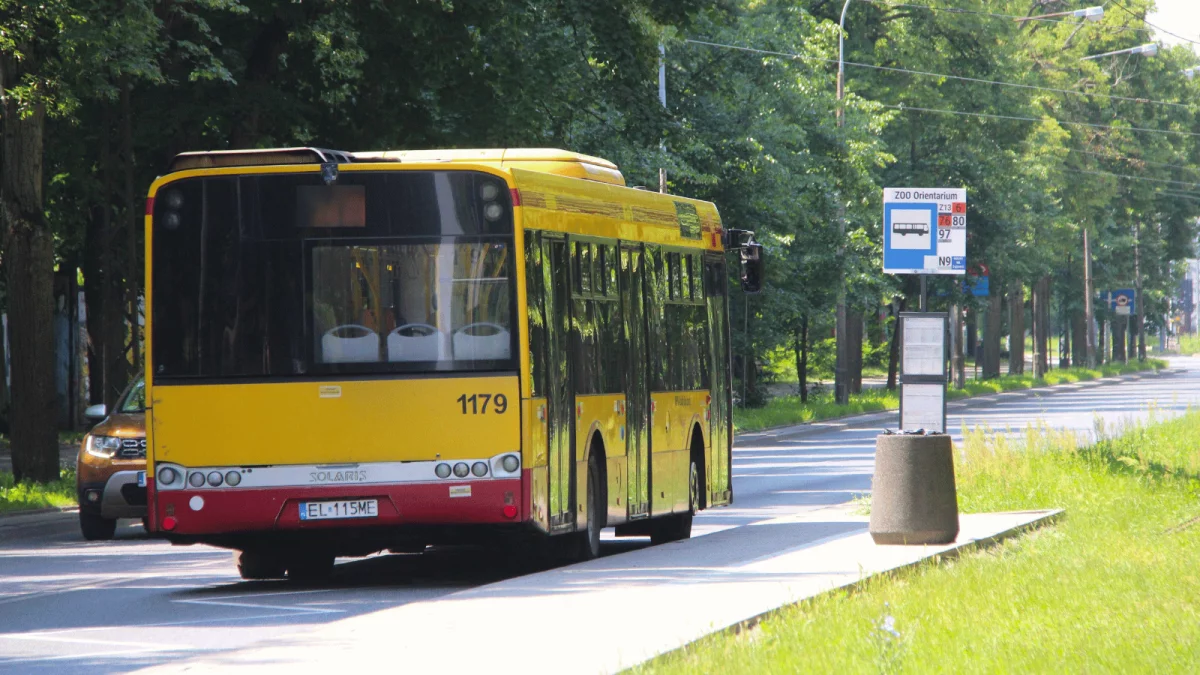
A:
[235, 550, 287, 580]
[650, 458, 698, 545]
[286, 552, 336, 583]
[576, 452, 604, 561]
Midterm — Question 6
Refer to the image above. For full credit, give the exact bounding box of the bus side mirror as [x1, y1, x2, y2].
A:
[739, 242, 764, 294]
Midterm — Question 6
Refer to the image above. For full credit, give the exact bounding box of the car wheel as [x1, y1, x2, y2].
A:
[235, 550, 287, 580]
[79, 510, 117, 541]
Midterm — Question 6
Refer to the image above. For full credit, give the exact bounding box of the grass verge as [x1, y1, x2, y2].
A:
[0, 469, 77, 514]
[637, 409, 1200, 674]
[734, 358, 1166, 433]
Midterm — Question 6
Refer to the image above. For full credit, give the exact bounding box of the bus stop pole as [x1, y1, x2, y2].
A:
[920, 274, 928, 312]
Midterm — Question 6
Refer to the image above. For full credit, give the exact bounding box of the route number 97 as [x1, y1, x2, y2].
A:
[457, 393, 508, 414]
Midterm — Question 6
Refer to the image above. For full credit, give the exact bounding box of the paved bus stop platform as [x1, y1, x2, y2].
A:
[140, 506, 1060, 674]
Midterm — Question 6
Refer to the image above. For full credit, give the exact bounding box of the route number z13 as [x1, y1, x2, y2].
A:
[457, 393, 508, 414]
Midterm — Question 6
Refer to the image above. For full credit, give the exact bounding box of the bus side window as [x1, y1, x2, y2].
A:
[644, 246, 669, 391]
[525, 232, 547, 398]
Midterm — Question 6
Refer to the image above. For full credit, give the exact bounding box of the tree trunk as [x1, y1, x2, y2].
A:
[1032, 276, 1050, 378]
[1065, 314, 1075, 367]
[797, 315, 809, 403]
[1008, 281, 1025, 375]
[1134, 231, 1145, 361]
[886, 298, 906, 390]
[1072, 312, 1087, 369]
[1129, 314, 1139, 362]
[983, 286, 1002, 379]
[0, 314, 8, 432]
[84, 203, 106, 405]
[1098, 318, 1107, 365]
[1, 57, 59, 481]
[121, 78, 141, 374]
[966, 314, 977, 371]
[848, 310, 863, 395]
[1113, 316, 1127, 363]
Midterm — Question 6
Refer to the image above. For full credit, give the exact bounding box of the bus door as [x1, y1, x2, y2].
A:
[543, 237, 576, 532]
[705, 257, 733, 506]
[620, 244, 651, 519]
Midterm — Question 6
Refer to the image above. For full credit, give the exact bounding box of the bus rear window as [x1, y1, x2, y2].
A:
[296, 185, 366, 228]
[151, 170, 515, 382]
[311, 242, 512, 368]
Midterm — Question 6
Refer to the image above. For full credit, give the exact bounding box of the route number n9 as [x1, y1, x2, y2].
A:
[457, 393, 508, 415]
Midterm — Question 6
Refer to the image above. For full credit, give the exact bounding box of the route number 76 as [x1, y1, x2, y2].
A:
[457, 393, 508, 414]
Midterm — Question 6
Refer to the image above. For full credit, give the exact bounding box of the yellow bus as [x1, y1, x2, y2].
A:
[143, 147, 762, 580]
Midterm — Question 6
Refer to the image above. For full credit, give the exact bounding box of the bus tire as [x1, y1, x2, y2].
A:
[575, 451, 604, 561]
[236, 550, 287, 580]
[650, 456, 700, 545]
[79, 511, 117, 541]
[286, 552, 336, 583]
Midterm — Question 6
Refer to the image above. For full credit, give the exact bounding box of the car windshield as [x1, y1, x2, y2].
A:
[118, 378, 146, 414]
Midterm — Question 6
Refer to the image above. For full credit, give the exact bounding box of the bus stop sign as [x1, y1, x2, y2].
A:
[883, 188, 967, 275]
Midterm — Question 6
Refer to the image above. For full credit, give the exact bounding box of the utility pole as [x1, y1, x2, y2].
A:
[658, 43, 667, 194]
[1083, 227, 1096, 367]
[834, 0, 852, 405]
[1135, 222, 1145, 361]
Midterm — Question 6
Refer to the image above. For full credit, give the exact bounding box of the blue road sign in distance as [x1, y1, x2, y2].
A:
[883, 187, 967, 275]
[1101, 289, 1136, 315]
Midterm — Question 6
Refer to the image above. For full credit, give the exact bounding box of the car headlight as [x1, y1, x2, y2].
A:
[86, 435, 123, 459]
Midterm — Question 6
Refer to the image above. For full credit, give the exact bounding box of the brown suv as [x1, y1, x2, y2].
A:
[76, 376, 147, 540]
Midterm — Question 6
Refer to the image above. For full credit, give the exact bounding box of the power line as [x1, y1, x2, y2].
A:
[1064, 167, 1200, 189]
[1073, 148, 1200, 175]
[1110, 0, 1200, 46]
[882, 102, 1200, 139]
[857, 0, 1155, 38]
[684, 39, 1194, 111]
[1017, 142, 1200, 176]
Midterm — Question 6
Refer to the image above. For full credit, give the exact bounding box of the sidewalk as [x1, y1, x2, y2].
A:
[138, 506, 1060, 674]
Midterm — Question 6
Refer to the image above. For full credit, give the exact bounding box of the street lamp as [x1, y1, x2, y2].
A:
[1016, 6, 1104, 23]
[1081, 43, 1159, 61]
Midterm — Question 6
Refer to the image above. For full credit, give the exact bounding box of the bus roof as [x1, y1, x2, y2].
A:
[167, 147, 626, 187]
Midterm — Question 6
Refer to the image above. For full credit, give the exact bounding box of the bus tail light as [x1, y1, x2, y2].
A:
[502, 505, 517, 519]
[162, 516, 178, 531]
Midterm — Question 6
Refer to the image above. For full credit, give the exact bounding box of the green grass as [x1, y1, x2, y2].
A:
[1179, 334, 1200, 356]
[735, 389, 899, 433]
[637, 409, 1200, 674]
[734, 359, 1166, 433]
[946, 359, 1166, 400]
[0, 468, 77, 514]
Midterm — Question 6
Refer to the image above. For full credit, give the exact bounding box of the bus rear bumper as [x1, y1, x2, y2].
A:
[152, 477, 526, 536]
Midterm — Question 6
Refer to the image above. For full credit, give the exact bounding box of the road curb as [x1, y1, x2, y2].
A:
[0, 505, 78, 529]
[738, 367, 1175, 441]
[716, 508, 1065, 638]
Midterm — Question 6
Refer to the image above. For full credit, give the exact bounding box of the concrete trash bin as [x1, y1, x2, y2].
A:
[869, 432, 959, 545]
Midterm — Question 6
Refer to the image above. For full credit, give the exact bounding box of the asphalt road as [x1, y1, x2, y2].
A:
[1, 358, 1196, 673]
